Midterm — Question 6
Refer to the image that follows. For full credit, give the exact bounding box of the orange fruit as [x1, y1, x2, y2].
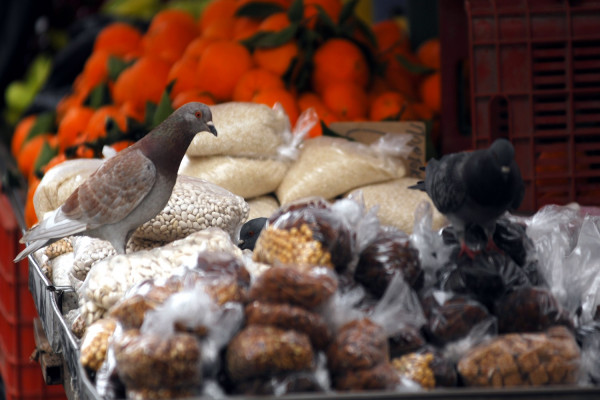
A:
[168, 57, 201, 98]
[110, 140, 135, 153]
[417, 38, 441, 70]
[304, 0, 342, 27]
[57, 106, 95, 152]
[322, 82, 368, 120]
[74, 50, 110, 95]
[25, 177, 41, 228]
[42, 153, 67, 174]
[411, 102, 435, 120]
[183, 37, 216, 60]
[83, 106, 127, 143]
[233, 68, 285, 102]
[236, 0, 292, 9]
[172, 90, 216, 109]
[202, 16, 236, 40]
[11, 114, 37, 158]
[252, 87, 300, 125]
[142, 10, 198, 65]
[17, 133, 54, 178]
[419, 72, 441, 113]
[56, 91, 87, 123]
[297, 91, 338, 137]
[383, 64, 418, 100]
[233, 17, 261, 41]
[312, 38, 370, 93]
[253, 41, 299, 77]
[198, 0, 238, 33]
[112, 56, 171, 109]
[94, 22, 143, 59]
[373, 20, 410, 60]
[120, 101, 146, 123]
[196, 40, 253, 101]
[369, 91, 412, 121]
[258, 12, 291, 31]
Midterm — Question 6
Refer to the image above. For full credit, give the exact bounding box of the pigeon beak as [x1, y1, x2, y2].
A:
[501, 165, 510, 174]
[206, 121, 218, 136]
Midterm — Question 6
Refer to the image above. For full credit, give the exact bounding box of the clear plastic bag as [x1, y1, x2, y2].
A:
[276, 134, 409, 205]
[457, 326, 581, 387]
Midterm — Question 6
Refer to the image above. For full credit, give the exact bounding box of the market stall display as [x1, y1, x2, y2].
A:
[3, 1, 600, 400]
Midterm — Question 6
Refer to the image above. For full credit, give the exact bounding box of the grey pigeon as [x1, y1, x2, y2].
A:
[410, 138, 524, 256]
[14, 102, 217, 262]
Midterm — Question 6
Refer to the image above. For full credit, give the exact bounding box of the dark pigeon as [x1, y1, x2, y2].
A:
[410, 138, 524, 256]
[238, 217, 268, 251]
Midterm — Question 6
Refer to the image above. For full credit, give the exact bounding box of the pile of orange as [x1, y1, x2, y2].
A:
[11, 0, 441, 227]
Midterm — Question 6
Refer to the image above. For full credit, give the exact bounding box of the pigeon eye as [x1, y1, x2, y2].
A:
[195, 110, 202, 119]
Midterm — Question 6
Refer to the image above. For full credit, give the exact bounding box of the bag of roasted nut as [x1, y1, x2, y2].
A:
[457, 326, 581, 387]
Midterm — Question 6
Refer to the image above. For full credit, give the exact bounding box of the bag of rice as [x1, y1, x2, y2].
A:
[276, 135, 409, 205]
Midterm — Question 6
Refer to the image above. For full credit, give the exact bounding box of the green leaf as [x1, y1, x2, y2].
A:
[395, 54, 436, 75]
[314, 5, 338, 32]
[152, 81, 175, 129]
[235, 1, 284, 19]
[287, 0, 304, 23]
[26, 111, 56, 141]
[242, 24, 298, 49]
[144, 101, 158, 128]
[84, 82, 112, 109]
[339, 0, 359, 24]
[350, 17, 377, 47]
[108, 56, 135, 82]
[33, 140, 58, 176]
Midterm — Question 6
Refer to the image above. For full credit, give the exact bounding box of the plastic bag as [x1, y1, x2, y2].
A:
[355, 226, 423, 298]
[132, 175, 249, 243]
[186, 102, 291, 158]
[253, 197, 377, 272]
[33, 158, 103, 219]
[275, 134, 408, 205]
[495, 286, 573, 334]
[526, 205, 600, 323]
[347, 177, 447, 235]
[78, 228, 244, 326]
[80, 318, 117, 372]
[246, 195, 279, 220]
[179, 155, 290, 199]
[420, 289, 495, 347]
[248, 266, 338, 310]
[457, 326, 581, 387]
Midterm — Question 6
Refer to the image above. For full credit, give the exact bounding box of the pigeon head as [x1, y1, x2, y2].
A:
[489, 138, 515, 177]
[176, 102, 218, 137]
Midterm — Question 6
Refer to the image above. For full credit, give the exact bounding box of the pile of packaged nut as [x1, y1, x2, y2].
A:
[31, 103, 599, 398]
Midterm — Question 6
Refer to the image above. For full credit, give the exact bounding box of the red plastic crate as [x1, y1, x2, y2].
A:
[0, 192, 66, 400]
[466, 0, 600, 212]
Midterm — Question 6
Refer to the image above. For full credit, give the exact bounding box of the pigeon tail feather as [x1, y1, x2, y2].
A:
[14, 239, 51, 262]
[20, 209, 88, 244]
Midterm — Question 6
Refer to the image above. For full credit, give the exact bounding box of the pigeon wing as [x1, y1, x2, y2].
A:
[426, 154, 466, 214]
[60, 148, 157, 227]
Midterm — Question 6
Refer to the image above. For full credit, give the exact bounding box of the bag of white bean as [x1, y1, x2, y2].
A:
[78, 228, 244, 326]
[186, 102, 291, 158]
[276, 135, 409, 205]
[132, 175, 249, 243]
[178, 155, 290, 199]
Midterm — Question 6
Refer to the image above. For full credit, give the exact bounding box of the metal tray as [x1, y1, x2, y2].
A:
[3, 143, 600, 400]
